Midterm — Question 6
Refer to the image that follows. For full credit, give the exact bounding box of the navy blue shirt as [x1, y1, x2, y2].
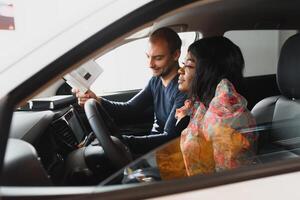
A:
[101, 75, 187, 153]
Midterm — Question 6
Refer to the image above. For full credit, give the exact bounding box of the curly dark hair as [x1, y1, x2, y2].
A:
[188, 36, 245, 106]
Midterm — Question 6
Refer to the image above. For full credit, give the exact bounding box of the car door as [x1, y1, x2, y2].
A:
[2, 0, 300, 199]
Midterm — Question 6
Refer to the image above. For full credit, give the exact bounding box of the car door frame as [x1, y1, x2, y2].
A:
[2, 0, 300, 199]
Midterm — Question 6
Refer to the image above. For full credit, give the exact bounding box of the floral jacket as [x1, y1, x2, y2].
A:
[177, 79, 257, 176]
[156, 79, 257, 179]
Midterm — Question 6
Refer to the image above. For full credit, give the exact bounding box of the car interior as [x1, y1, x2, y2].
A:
[1, 0, 300, 194]
[252, 33, 300, 161]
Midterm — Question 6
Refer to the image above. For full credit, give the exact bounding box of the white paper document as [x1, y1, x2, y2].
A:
[64, 60, 103, 93]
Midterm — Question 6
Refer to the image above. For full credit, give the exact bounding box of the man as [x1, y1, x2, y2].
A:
[74, 27, 187, 154]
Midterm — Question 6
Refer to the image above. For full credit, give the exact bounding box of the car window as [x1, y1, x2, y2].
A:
[225, 30, 297, 77]
[100, 30, 300, 185]
[101, 116, 300, 186]
[90, 32, 199, 94]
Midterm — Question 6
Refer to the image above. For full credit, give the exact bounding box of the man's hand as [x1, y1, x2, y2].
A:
[72, 88, 100, 107]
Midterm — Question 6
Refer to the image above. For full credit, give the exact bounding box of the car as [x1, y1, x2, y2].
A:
[1, 0, 300, 199]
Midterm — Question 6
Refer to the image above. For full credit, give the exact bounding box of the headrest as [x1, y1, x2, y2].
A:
[277, 33, 300, 99]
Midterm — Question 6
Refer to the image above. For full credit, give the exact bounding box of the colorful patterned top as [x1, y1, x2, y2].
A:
[176, 79, 257, 176]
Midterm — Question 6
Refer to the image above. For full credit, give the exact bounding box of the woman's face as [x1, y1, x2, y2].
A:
[178, 52, 196, 93]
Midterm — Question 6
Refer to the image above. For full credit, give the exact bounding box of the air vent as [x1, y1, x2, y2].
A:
[52, 120, 78, 148]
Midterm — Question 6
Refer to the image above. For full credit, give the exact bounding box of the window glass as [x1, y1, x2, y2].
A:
[101, 116, 300, 186]
[91, 32, 198, 94]
[225, 30, 297, 77]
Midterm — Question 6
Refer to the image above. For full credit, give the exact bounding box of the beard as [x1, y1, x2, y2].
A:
[160, 60, 177, 78]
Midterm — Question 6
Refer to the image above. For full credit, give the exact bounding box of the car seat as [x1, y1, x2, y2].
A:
[251, 33, 300, 161]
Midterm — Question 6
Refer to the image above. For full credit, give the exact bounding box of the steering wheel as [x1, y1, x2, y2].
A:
[84, 99, 132, 169]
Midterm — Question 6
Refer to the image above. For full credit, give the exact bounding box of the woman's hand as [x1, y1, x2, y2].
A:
[72, 88, 100, 107]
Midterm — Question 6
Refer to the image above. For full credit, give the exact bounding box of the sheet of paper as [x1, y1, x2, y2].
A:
[64, 60, 103, 93]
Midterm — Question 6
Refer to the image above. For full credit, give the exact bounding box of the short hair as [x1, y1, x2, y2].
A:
[149, 27, 182, 53]
[188, 36, 245, 106]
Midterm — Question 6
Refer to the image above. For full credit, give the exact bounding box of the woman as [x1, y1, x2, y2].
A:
[176, 36, 257, 176]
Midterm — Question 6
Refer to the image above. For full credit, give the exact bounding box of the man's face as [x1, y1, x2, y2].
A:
[146, 39, 179, 78]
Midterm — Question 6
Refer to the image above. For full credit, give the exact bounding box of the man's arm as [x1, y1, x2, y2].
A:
[122, 92, 188, 154]
[73, 80, 153, 121]
[100, 83, 153, 120]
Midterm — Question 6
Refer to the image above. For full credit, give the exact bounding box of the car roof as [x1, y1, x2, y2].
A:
[154, 0, 300, 36]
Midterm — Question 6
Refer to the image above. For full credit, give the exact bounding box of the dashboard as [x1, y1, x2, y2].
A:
[4, 94, 152, 186]
[7, 105, 91, 185]
[10, 106, 88, 147]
